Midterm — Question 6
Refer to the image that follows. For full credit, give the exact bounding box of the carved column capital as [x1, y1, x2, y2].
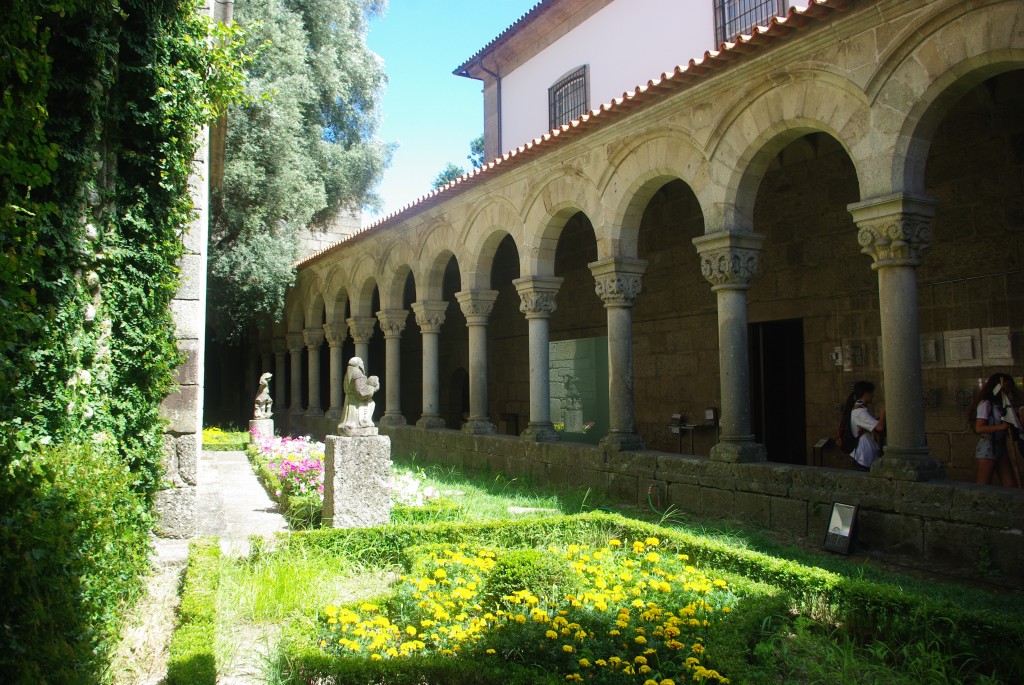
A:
[411, 301, 448, 333]
[513, 276, 563, 318]
[303, 327, 325, 349]
[376, 309, 408, 338]
[848, 194, 938, 268]
[455, 289, 498, 325]
[286, 332, 305, 354]
[693, 231, 766, 290]
[323, 321, 346, 347]
[588, 257, 647, 307]
[346, 316, 377, 343]
[272, 337, 288, 356]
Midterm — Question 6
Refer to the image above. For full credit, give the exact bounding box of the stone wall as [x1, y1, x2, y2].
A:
[373, 424, 1024, 586]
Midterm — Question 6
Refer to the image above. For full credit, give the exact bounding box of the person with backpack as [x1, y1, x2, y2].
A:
[968, 373, 1020, 487]
[838, 381, 885, 471]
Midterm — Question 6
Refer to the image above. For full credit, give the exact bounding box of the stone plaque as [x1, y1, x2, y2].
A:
[943, 329, 981, 368]
[982, 326, 1013, 363]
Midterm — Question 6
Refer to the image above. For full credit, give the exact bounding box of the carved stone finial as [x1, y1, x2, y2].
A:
[338, 356, 380, 436]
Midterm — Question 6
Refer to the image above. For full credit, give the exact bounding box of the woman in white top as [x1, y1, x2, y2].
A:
[845, 381, 886, 470]
[968, 373, 1019, 487]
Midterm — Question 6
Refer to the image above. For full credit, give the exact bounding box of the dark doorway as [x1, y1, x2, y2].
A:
[749, 319, 806, 464]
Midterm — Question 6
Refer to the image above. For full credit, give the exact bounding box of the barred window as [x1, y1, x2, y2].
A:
[713, 0, 788, 45]
[549, 65, 589, 130]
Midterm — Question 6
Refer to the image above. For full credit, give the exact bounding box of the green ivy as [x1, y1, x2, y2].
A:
[0, 1, 248, 680]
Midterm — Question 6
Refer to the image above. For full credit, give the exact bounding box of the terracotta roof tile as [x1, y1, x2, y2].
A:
[298, 0, 854, 268]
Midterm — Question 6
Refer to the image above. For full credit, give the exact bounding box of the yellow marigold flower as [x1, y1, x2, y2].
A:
[595, 659, 607, 667]
[579, 658, 591, 667]
[405, 625, 417, 635]
[609, 539, 622, 547]
[645, 537, 660, 546]
[514, 614, 527, 624]
[639, 665, 651, 674]
[722, 606, 732, 613]
[608, 656, 621, 666]
[324, 605, 339, 618]
[635, 635, 647, 644]
[562, 644, 575, 653]
[370, 653, 382, 661]
[634, 655, 647, 665]
[486, 648, 496, 654]
[713, 579, 728, 588]
[433, 569, 447, 579]
[546, 629, 558, 639]
[644, 681, 659, 685]
[692, 642, 705, 654]
[359, 602, 378, 612]
[661, 680, 676, 685]
[610, 629, 620, 636]
[565, 675, 583, 682]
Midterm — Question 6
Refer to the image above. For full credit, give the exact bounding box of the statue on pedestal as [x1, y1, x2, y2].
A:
[254, 372, 273, 419]
[339, 357, 379, 436]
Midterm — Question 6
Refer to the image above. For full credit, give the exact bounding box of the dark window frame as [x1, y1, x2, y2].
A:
[548, 65, 590, 131]
[713, 0, 788, 45]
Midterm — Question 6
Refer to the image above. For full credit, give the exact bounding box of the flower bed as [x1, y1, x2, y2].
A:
[201, 426, 250, 451]
[316, 536, 732, 684]
[247, 432, 443, 529]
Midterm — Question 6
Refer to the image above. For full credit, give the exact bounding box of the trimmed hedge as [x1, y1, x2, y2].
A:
[166, 539, 221, 685]
[275, 511, 1024, 683]
[0, 442, 150, 684]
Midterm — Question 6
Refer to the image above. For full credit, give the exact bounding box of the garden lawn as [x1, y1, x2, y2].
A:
[168, 459, 1024, 685]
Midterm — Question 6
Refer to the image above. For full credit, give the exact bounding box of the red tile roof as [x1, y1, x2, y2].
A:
[298, 0, 853, 268]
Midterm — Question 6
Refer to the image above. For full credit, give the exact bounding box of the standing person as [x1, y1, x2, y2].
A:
[969, 373, 1020, 487]
[841, 381, 886, 470]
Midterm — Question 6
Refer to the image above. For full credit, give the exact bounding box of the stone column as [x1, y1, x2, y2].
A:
[513, 277, 563, 442]
[589, 258, 647, 451]
[377, 309, 408, 427]
[323, 322, 346, 421]
[692, 231, 767, 463]
[411, 301, 448, 429]
[259, 340, 272, 375]
[848, 193, 942, 481]
[347, 316, 376, 363]
[287, 332, 305, 415]
[272, 337, 288, 413]
[303, 327, 325, 417]
[456, 290, 499, 434]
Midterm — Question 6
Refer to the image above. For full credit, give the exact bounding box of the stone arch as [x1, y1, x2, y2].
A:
[521, 169, 603, 276]
[415, 218, 461, 294]
[709, 73, 869, 231]
[347, 256, 380, 317]
[379, 241, 417, 310]
[460, 197, 523, 289]
[599, 129, 709, 258]
[322, 266, 350, 323]
[304, 291, 325, 329]
[870, 1, 1024, 195]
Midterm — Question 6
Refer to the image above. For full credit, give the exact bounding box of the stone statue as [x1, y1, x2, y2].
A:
[253, 372, 273, 419]
[339, 357, 380, 436]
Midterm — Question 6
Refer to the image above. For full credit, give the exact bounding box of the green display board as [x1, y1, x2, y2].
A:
[549, 336, 609, 445]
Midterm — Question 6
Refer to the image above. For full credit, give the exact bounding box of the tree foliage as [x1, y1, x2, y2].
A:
[468, 134, 486, 169]
[432, 161, 466, 190]
[209, 0, 393, 341]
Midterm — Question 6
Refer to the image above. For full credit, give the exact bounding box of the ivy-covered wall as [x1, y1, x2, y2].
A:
[0, 1, 244, 680]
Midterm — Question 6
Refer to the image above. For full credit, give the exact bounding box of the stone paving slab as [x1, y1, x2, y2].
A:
[153, 449, 288, 564]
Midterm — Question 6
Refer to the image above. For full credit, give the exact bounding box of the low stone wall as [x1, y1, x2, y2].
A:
[361, 425, 1024, 587]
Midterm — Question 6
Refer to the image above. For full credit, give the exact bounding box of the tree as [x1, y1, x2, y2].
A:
[431, 162, 465, 190]
[468, 134, 485, 169]
[209, 0, 393, 341]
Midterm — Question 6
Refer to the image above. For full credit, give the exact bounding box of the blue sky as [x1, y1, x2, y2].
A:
[364, 1, 538, 223]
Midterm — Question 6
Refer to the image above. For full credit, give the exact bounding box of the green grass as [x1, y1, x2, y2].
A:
[170, 458, 1024, 685]
[201, 426, 250, 451]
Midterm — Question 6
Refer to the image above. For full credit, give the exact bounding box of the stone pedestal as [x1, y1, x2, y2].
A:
[249, 418, 274, 438]
[322, 435, 392, 528]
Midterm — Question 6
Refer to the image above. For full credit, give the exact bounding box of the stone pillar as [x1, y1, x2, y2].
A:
[287, 332, 305, 415]
[347, 316, 376, 364]
[272, 337, 288, 413]
[693, 231, 767, 463]
[513, 277, 563, 442]
[377, 310, 408, 427]
[411, 301, 448, 428]
[589, 258, 647, 451]
[323, 322, 346, 421]
[848, 193, 942, 481]
[303, 327, 325, 417]
[456, 290, 499, 434]
[259, 340, 272, 375]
